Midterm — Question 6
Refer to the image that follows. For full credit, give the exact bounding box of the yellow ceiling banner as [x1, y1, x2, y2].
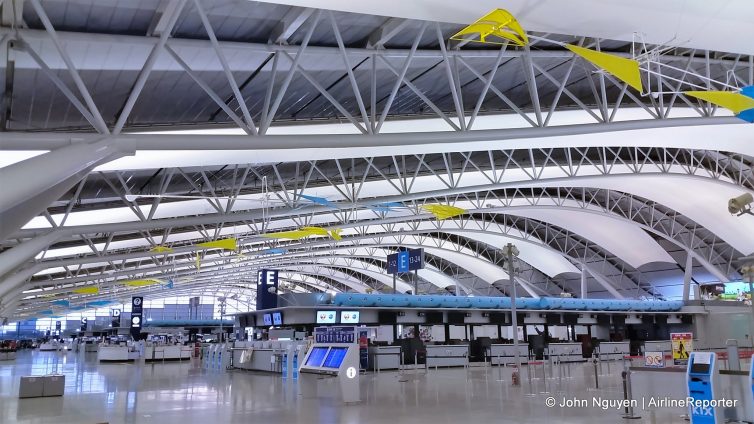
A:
[684, 91, 754, 114]
[195, 238, 237, 251]
[263, 227, 342, 240]
[565, 44, 643, 92]
[73, 286, 99, 295]
[450, 9, 528, 47]
[124, 279, 162, 287]
[149, 246, 174, 253]
[421, 204, 467, 220]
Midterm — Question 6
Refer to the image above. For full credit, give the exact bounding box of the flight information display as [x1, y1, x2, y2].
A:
[316, 311, 337, 324]
[340, 311, 359, 324]
[323, 347, 348, 368]
[262, 313, 272, 326]
[305, 347, 329, 367]
[272, 312, 283, 326]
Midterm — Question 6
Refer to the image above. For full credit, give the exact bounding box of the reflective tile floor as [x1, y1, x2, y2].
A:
[0, 350, 691, 423]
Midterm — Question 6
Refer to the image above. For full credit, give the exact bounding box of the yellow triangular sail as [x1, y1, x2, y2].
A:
[450, 9, 528, 46]
[565, 44, 643, 92]
[684, 91, 754, 114]
[73, 286, 99, 295]
[149, 246, 174, 253]
[195, 238, 237, 251]
[263, 227, 342, 240]
[421, 204, 467, 220]
[124, 279, 162, 287]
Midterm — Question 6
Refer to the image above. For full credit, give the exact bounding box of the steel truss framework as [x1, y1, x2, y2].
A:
[1, 0, 754, 318]
[4, 144, 753, 317]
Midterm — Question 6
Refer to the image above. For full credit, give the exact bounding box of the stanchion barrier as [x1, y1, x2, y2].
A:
[497, 354, 504, 382]
[525, 362, 539, 397]
[593, 356, 600, 390]
[556, 355, 563, 392]
[621, 361, 641, 420]
[540, 360, 550, 394]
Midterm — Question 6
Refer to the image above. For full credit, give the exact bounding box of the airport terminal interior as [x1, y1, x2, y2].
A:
[2, 0, 754, 423]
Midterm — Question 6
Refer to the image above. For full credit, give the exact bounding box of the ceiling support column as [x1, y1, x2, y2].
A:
[0, 139, 131, 239]
[683, 252, 694, 301]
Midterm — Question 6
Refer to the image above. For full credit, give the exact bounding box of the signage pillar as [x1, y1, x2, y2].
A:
[130, 296, 143, 340]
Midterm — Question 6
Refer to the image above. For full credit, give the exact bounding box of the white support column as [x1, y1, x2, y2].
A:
[682, 251, 693, 301]
[581, 266, 588, 299]
[0, 139, 130, 239]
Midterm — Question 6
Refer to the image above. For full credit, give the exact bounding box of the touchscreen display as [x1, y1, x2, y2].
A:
[305, 347, 329, 367]
[323, 347, 348, 368]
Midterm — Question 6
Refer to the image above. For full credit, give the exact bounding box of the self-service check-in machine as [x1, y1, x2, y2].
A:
[299, 326, 360, 403]
[686, 352, 723, 424]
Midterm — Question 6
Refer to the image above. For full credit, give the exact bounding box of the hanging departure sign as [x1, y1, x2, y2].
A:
[386, 248, 424, 274]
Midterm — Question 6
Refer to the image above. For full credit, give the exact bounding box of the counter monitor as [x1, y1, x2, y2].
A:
[272, 312, 283, 326]
[340, 311, 359, 324]
[316, 310, 337, 324]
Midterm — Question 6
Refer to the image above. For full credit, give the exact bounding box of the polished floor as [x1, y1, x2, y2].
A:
[0, 349, 690, 423]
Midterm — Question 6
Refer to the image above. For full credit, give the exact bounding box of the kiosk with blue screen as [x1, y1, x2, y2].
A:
[686, 351, 723, 424]
[299, 326, 360, 403]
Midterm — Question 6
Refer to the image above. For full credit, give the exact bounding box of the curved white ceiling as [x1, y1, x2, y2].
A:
[439, 229, 581, 276]
[504, 207, 674, 267]
[536, 175, 754, 255]
[259, 0, 754, 55]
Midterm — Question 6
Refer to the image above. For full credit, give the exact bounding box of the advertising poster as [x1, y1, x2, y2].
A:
[671, 332, 692, 366]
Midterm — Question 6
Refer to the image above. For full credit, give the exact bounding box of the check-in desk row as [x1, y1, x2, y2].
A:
[489, 344, 530, 365]
[368, 346, 401, 371]
[98, 345, 139, 362]
[425, 344, 469, 368]
[145, 345, 192, 361]
[547, 343, 584, 362]
[596, 341, 630, 361]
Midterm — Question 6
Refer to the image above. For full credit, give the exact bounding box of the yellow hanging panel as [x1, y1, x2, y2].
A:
[450, 9, 528, 46]
[684, 91, 754, 114]
[565, 44, 643, 92]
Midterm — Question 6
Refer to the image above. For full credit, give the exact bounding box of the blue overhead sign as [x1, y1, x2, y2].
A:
[386, 248, 424, 274]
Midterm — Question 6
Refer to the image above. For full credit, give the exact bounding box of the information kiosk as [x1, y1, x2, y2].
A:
[298, 326, 360, 403]
[686, 351, 722, 424]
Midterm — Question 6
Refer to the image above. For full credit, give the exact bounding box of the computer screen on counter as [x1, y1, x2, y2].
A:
[262, 313, 272, 326]
[323, 347, 348, 368]
[339, 311, 359, 324]
[272, 312, 283, 326]
[305, 346, 329, 367]
[316, 310, 337, 324]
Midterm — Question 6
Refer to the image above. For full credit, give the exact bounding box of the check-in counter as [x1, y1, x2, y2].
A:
[84, 343, 99, 353]
[489, 344, 529, 365]
[426, 344, 468, 368]
[597, 341, 630, 361]
[145, 345, 192, 361]
[368, 346, 401, 371]
[547, 343, 584, 362]
[39, 342, 59, 351]
[643, 340, 671, 354]
[98, 345, 139, 362]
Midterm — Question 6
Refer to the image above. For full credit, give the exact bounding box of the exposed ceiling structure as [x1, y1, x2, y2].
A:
[1, 0, 753, 320]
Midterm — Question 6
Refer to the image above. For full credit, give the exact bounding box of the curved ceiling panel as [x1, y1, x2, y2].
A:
[505, 207, 675, 267]
[539, 175, 754, 255]
[440, 229, 580, 276]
